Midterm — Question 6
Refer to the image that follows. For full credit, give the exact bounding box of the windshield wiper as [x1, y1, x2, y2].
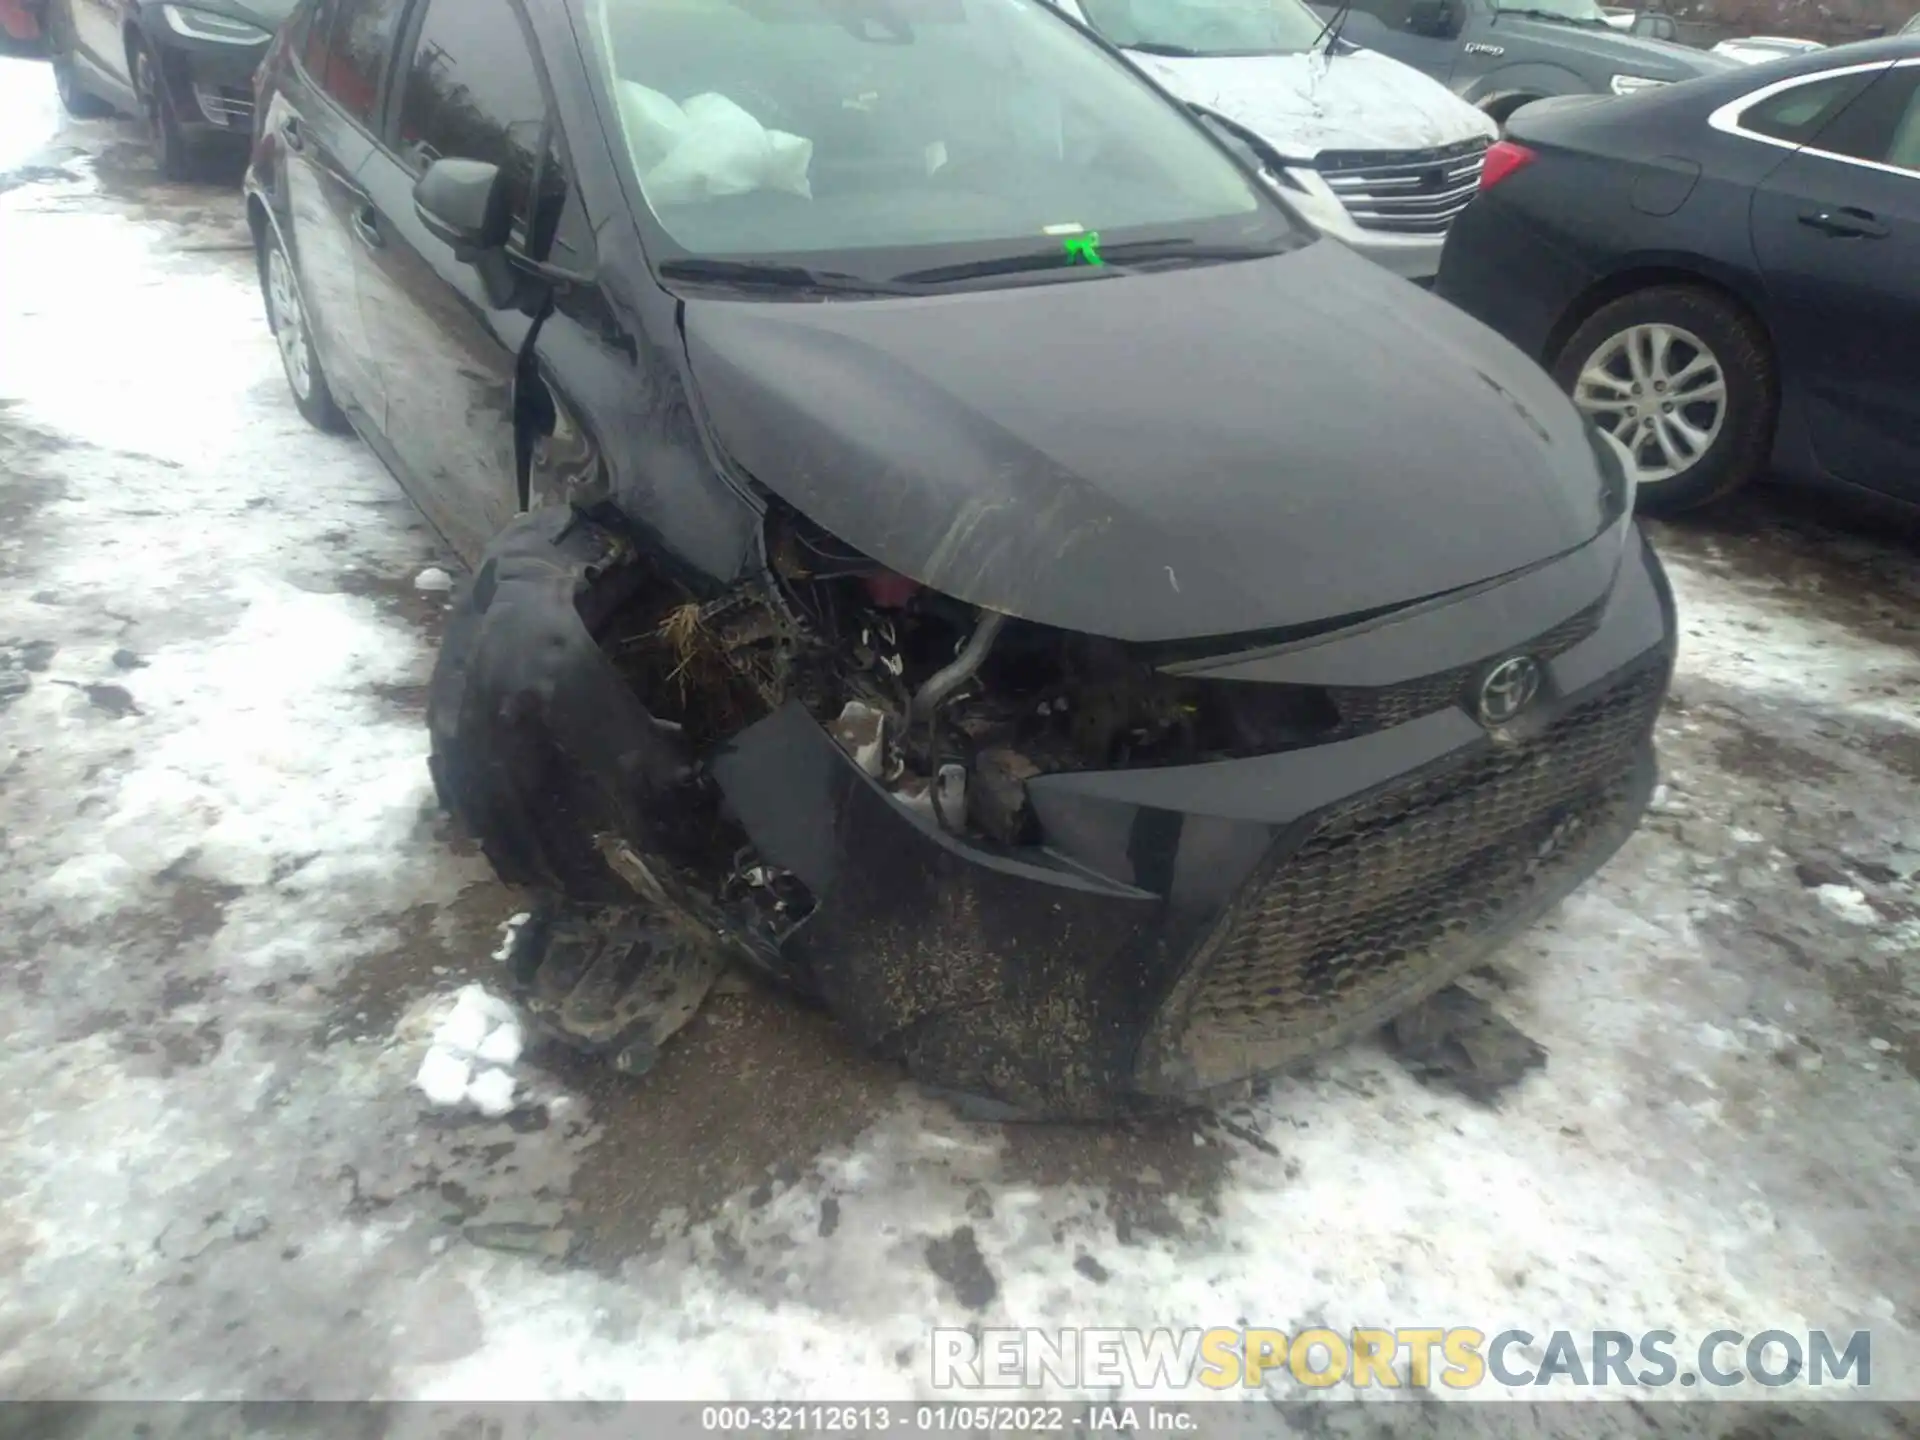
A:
[656, 257, 922, 295]
[896, 238, 1285, 286]
[1124, 40, 1204, 55]
[1311, 0, 1354, 57]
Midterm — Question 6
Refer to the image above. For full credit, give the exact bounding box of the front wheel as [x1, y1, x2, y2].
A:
[47, 0, 111, 117]
[1552, 285, 1777, 516]
[260, 227, 349, 433]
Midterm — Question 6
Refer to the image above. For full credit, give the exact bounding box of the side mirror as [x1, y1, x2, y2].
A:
[1406, 0, 1457, 37]
[413, 157, 511, 261]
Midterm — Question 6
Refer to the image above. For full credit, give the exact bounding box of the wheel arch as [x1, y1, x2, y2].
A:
[1463, 62, 1588, 121]
[1543, 260, 1777, 375]
[1478, 91, 1544, 125]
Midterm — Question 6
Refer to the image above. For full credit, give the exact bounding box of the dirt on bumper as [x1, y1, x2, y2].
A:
[427, 507, 1676, 1119]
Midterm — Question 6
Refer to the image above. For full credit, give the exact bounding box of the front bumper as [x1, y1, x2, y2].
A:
[712, 521, 1677, 1116]
[150, 26, 269, 137]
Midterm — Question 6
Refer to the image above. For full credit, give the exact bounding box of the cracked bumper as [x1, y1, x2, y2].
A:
[712, 524, 1676, 1117]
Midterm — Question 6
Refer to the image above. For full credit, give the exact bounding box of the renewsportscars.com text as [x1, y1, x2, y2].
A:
[932, 1327, 1873, 1392]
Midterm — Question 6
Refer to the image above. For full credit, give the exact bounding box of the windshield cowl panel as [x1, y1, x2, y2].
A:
[583, 0, 1301, 287]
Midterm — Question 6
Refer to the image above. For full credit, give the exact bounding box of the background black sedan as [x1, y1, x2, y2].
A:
[45, 0, 295, 177]
[1437, 38, 1920, 515]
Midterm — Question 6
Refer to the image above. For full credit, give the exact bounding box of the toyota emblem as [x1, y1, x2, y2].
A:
[1476, 655, 1542, 727]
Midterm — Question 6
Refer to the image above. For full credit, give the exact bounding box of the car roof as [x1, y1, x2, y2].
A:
[1693, 33, 1920, 87]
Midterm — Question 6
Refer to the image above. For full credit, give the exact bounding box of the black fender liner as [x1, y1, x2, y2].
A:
[426, 506, 695, 905]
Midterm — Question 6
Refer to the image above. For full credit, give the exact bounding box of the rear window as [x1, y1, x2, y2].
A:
[1739, 73, 1869, 144]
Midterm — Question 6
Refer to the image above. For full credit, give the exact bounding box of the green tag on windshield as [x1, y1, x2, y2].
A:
[1062, 232, 1104, 266]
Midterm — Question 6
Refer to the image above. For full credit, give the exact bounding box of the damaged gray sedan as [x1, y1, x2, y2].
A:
[246, 0, 1676, 1118]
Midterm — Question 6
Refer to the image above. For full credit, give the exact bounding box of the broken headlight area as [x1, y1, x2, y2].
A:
[598, 501, 1352, 855]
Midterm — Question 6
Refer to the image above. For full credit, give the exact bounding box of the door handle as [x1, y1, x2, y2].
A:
[350, 203, 384, 250]
[280, 116, 305, 153]
[1798, 207, 1889, 239]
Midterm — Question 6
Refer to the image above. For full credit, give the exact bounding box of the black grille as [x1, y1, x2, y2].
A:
[1316, 138, 1490, 236]
[1145, 662, 1663, 1092]
[1326, 601, 1603, 737]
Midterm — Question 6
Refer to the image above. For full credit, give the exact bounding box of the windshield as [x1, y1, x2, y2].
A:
[1077, 0, 1327, 56]
[586, 0, 1291, 271]
[1493, 0, 1609, 23]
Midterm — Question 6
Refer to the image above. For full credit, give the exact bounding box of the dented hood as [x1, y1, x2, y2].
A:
[1128, 47, 1495, 158]
[681, 239, 1620, 644]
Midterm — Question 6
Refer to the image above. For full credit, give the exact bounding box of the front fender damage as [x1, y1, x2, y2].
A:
[423, 498, 1236, 1114]
[426, 507, 792, 1073]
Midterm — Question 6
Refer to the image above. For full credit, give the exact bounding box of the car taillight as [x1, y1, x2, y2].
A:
[1479, 140, 1536, 192]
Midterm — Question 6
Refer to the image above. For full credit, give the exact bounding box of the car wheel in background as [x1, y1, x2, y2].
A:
[47, 0, 112, 117]
[1552, 285, 1776, 516]
[260, 227, 349, 433]
[130, 35, 195, 181]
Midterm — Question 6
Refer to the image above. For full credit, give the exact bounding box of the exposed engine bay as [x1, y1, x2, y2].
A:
[607, 501, 1342, 853]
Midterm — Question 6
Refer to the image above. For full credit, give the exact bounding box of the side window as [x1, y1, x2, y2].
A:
[284, 0, 314, 60]
[394, 0, 551, 247]
[1739, 73, 1874, 145]
[320, 0, 408, 126]
[1343, 0, 1419, 26]
[1807, 69, 1920, 172]
[301, 0, 340, 75]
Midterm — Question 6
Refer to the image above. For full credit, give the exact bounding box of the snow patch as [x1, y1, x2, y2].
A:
[413, 567, 455, 593]
[492, 911, 532, 962]
[414, 985, 526, 1117]
[1815, 884, 1878, 926]
[0, 58, 62, 174]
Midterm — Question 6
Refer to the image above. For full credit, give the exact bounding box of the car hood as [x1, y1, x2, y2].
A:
[1491, 17, 1743, 80]
[1129, 48, 1495, 157]
[680, 240, 1621, 644]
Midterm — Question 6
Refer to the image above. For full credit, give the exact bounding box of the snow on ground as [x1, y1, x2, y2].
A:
[1, 57, 1916, 1426]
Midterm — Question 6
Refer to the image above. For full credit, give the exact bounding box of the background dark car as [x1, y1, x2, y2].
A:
[45, 0, 296, 177]
[1436, 40, 1920, 514]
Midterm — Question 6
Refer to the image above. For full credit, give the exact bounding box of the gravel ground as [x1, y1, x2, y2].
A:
[1, 57, 1915, 1430]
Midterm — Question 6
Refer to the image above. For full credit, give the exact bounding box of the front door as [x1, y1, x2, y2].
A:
[272, 0, 410, 422]
[1750, 60, 1920, 499]
[350, 0, 553, 563]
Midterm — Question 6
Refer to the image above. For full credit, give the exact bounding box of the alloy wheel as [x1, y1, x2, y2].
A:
[1571, 323, 1727, 486]
[267, 245, 313, 401]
